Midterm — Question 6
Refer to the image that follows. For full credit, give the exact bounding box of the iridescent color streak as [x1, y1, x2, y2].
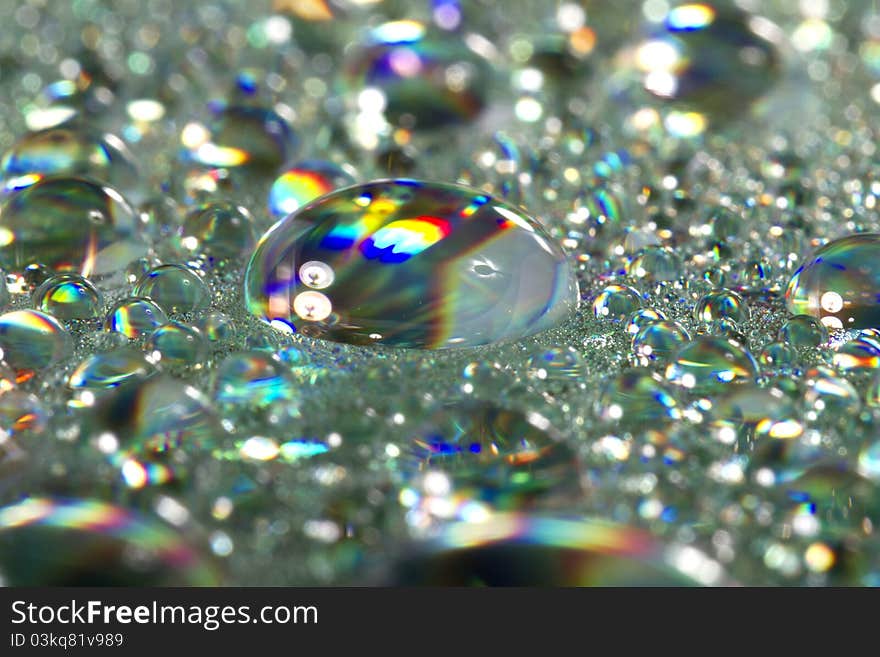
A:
[461, 195, 489, 218]
[361, 216, 451, 263]
[1, 309, 61, 335]
[369, 20, 426, 45]
[269, 169, 333, 217]
[0, 497, 218, 583]
[666, 4, 716, 31]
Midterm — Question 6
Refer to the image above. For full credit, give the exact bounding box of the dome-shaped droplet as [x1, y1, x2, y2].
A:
[592, 284, 642, 322]
[133, 264, 210, 315]
[597, 369, 680, 424]
[832, 334, 880, 371]
[778, 314, 828, 347]
[611, 3, 782, 132]
[68, 347, 155, 390]
[181, 103, 297, 171]
[694, 289, 749, 323]
[804, 367, 861, 417]
[32, 273, 102, 320]
[625, 308, 666, 336]
[710, 385, 803, 440]
[525, 346, 587, 384]
[146, 322, 209, 369]
[627, 245, 682, 282]
[105, 297, 168, 338]
[382, 514, 728, 585]
[85, 375, 219, 453]
[0, 309, 70, 370]
[244, 179, 578, 349]
[344, 20, 492, 129]
[179, 202, 258, 263]
[0, 128, 140, 201]
[632, 319, 690, 361]
[214, 351, 295, 407]
[0, 177, 143, 277]
[397, 403, 582, 527]
[665, 336, 758, 393]
[785, 234, 880, 331]
[0, 497, 218, 585]
[758, 341, 797, 371]
[268, 160, 357, 219]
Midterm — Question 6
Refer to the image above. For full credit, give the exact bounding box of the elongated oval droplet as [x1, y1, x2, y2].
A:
[244, 179, 578, 349]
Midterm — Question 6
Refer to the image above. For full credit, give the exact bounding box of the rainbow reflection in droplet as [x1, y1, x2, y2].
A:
[0, 497, 218, 585]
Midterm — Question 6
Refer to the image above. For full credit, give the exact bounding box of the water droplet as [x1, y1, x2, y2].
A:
[245, 179, 578, 349]
[612, 3, 782, 131]
[832, 334, 880, 371]
[181, 103, 297, 171]
[804, 367, 861, 416]
[105, 297, 168, 339]
[758, 341, 797, 371]
[178, 202, 258, 265]
[398, 403, 581, 528]
[0, 177, 143, 277]
[597, 370, 680, 423]
[87, 375, 219, 453]
[214, 351, 295, 407]
[0, 309, 70, 370]
[711, 385, 803, 440]
[858, 441, 880, 481]
[666, 336, 758, 393]
[1, 128, 140, 201]
[197, 310, 233, 342]
[592, 284, 642, 322]
[133, 264, 210, 315]
[625, 308, 666, 336]
[345, 20, 492, 129]
[383, 514, 728, 585]
[146, 322, 209, 368]
[786, 234, 880, 331]
[268, 160, 357, 219]
[633, 320, 691, 361]
[68, 347, 154, 390]
[0, 497, 218, 585]
[525, 346, 586, 384]
[0, 391, 47, 437]
[627, 245, 682, 281]
[778, 314, 829, 347]
[694, 289, 750, 323]
[32, 273, 102, 320]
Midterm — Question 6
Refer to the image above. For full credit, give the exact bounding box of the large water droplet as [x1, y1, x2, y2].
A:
[0, 497, 218, 585]
[0, 177, 143, 277]
[381, 514, 729, 585]
[244, 179, 578, 349]
[785, 234, 880, 331]
[611, 3, 782, 133]
[0, 309, 70, 370]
